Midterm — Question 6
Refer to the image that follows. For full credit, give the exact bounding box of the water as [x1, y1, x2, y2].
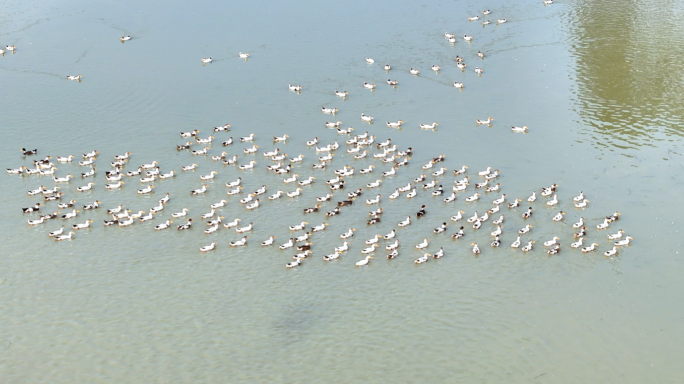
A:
[1, 0, 683, 382]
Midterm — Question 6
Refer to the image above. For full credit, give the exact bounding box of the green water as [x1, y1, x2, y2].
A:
[1, 0, 683, 382]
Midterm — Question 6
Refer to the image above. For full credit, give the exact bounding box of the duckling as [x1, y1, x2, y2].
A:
[552, 211, 565, 221]
[522, 241, 535, 252]
[511, 126, 529, 133]
[522, 207, 533, 218]
[230, 236, 249, 247]
[546, 195, 558, 206]
[582, 243, 598, 253]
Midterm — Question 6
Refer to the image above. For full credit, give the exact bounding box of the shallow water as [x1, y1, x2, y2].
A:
[1, 0, 683, 382]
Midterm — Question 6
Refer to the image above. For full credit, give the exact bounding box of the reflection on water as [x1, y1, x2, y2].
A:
[569, 0, 684, 148]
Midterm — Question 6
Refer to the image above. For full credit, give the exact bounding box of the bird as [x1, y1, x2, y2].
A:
[607, 229, 625, 240]
[604, 246, 619, 257]
[200, 243, 217, 252]
[356, 256, 373, 266]
[431, 65, 441, 72]
[476, 117, 493, 125]
[511, 126, 529, 133]
[409, 68, 420, 75]
[415, 253, 429, 264]
[366, 58, 374, 64]
[471, 243, 480, 254]
[335, 90, 349, 97]
[544, 237, 560, 247]
[417, 205, 427, 218]
[340, 228, 356, 239]
[497, 19, 507, 24]
[552, 211, 565, 221]
[398, 216, 411, 227]
[528, 191, 537, 202]
[288, 84, 302, 92]
[67, 75, 82, 81]
[201, 58, 213, 64]
[522, 241, 535, 252]
[420, 123, 439, 130]
[154, 220, 173, 230]
[384, 64, 391, 71]
[454, 82, 464, 89]
[230, 236, 249, 247]
[239, 52, 250, 59]
[54, 231, 75, 241]
[615, 237, 633, 246]
[519, 224, 533, 234]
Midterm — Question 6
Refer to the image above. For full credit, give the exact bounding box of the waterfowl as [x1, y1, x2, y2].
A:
[575, 199, 589, 208]
[465, 193, 480, 202]
[363, 82, 376, 90]
[365, 57, 374, 64]
[528, 191, 537, 203]
[507, 199, 521, 208]
[607, 229, 625, 240]
[409, 68, 420, 75]
[414, 253, 429, 264]
[607, 212, 621, 221]
[511, 126, 529, 133]
[552, 211, 565, 221]
[478, 51, 485, 59]
[570, 237, 584, 248]
[60, 209, 79, 220]
[83, 201, 100, 210]
[53, 175, 73, 183]
[190, 185, 207, 195]
[431, 64, 441, 72]
[236, 222, 253, 233]
[519, 224, 533, 234]
[544, 237, 560, 247]
[464, 35, 473, 42]
[522, 241, 535, 252]
[457, 62, 467, 70]
[366, 195, 381, 205]
[475, 67, 483, 75]
[471, 243, 481, 254]
[239, 52, 249, 59]
[361, 244, 378, 255]
[497, 19, 507, 24]
[432, 186, 444, 196]
[572, 217, 585, 229]
[386, 120, 403, 128]
[55, 231, 75, 241]
[230, 236, 249, 247]
[154, 220, 173, 230]
[22, 203, 42, 213]
[72, 219, 93, 230]
[604, 246, 619, 257]
[201, 57, 213, 64]
[434, 222, 448, 234]
[322, 107, 339, 114]
[398, 216, 411, 227]
[387, 79, 398, 86]
[311, 223, 328, 232]
[468, 16, 479, 21]
[493, 194, 507, 205]
[180, 130, 200, 138]
[28, 217, 46, 226]
[544, 0, 554, 4]
[476, 117, 493, 125]
[175, 219, 193, 230]
[597, 218, 612, 230]
[522, 207, 533, 218]
[356, 255, 373, 266]
[582, 243, 599, 253]
[419, 122, 439, 131]
[288, 84, 302, 92]
[77, 183, 94, 192]
[546, 194, 559, 206]
[575, 227, 588, 238]
[66, 75, 82, 81]
[615, 236, 633, 246]
[239, 161, 257, 170]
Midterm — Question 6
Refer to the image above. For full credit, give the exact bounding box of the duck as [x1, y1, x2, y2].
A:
[356, 255, 373, 266]
[497, 19, 507, 24]
[431, 64, 441, 72]
[365, 235, 382, 245]
[471, 242, 481, 254]
[521, 241, 535, 252]
[607, 212, 621, 221]
[511, 126, 529, 133]
[283, 174, 298, 184]
[236, 222, 253, 233]
[48, 225, 65, 237]
[386, 120, 403, 128]
[150, 219, 172, 230]
[288, 84, 302, 92]
[468, 16, 479, 21]
[243, 145, 259, 155]
[604, 246, 619, 257]
[322, 107, 339, 114]
[311, 223, 328, 232]
[568, 237, 584, 248]
[200, 209, 216, 219]
[180, 130, 200, 138]
[545, 194, 559, 206]
[456, 62, 467, 71]
[58, 200, 77, 209]
[597, 218, 612, 230]
[506, 199, 521, 208]
[445, 32, 455, 39]
[22, 203, 42, 213]
[464, 35, 473, 41]
[472, 219, 482, 230]
[491, 225, 503, 237]
[575, 227, 588, 238]
[552, 211, 565, 221]
[419, 122, 439, 131]
[361, 244, 378, 255]
[544, 0, 554, 4]
[548, 244, 561, 255]
[239, 161, 257, 170]
[387, 79, 398, 86]
[28, 217, 46, 226]
[573, 191, 585, 202]
[519, 224, 533, 234]
[415, 253, 429, 264]
[522, 207, 533, 218]
[398, 216, 411, 227]
[245, 199, 260, 210]
[467, 212, 480, 223]
[614, 235, 632, 246]
[580, 242, 598, 253]
[526, 192, 537, 203]
[363, 82, 376, 90]
[544, 237, 560, 247]
[55, 231, 75, 241]
[444, 193, 457, 203]
[220, 218, 240, 229]
[201, 58, 213, 64]
[571, 217, 585, 229]
[365, 57, 374, 64]
[607, 229, 625, 240]
[410, 68, 420, 75]
[476, 117, 493, 125]
[316, 194, 334, 202]
[76, 183, 94, 192]
[199, 171, 218, 181]
[322, 252, 341, 261]
[366, 195, 381, 205]
[53, 175, 73, 183]
[493, 194, 507, 205]
[190, 185, 207, 195]
[416, 205, 428, 218]
[230, 236, 249, 247]
[382, 167, 397, 177]
[474, 67, 483, 75]
[117, 216, 135, 227]
[465, 193, 480, 202]
[239, 52, 250, 59]
[434, 222, 448, 233]
[67, 75, 82, 81]
[575, 199, 589, 208]
[285, 258, 302, 268]
[453, 82, 464, 89]
[478, 51, 485, 59]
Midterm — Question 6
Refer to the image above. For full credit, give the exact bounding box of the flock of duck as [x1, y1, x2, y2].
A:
[7, 0, 632, 267]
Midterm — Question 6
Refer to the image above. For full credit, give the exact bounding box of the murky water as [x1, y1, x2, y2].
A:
[1, 0, 683, 382]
